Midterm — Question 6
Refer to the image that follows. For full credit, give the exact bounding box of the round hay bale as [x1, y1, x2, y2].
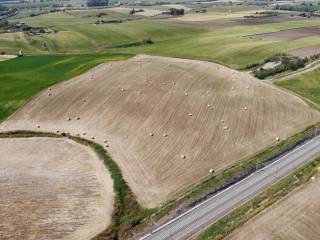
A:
[48, 93, 52, 96]
[185, 92, 188, 96]
[91, 136, 95, 140]
[82, 132, 86, 135]
[48, 88, 52, 91]
[66, 117, 71, 121]
[104, 139, 108, 143]
[37, 125, 40, 129]
[105, 144, 109, 148]
[76, 117, 80, 120]
[188, 113, 192, 116]
[149, 132, 154, 137]
[82, 98, 86, 103]
[209, 168, 214, 174]
[163, 133, 168, 137]
[181, 154, 186, 159]
[224, 126, 229, 130]
[246, 86, 249, 89]
[221, 119, 224, 123]
[244, 106, 248, 111]
[276, 137, 280, 141]
[207, 104, 211, 108]
[138, 90, 142, 95]
[56, 130, 60, 133]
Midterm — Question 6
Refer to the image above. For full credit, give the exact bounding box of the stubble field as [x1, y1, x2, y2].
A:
[226, 172, 320, 240]
[0, 137, 114, 240]
[0, 55, 318, 207]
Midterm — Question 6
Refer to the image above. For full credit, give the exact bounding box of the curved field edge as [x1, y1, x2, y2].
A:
[0, 131, 154, 240]
[0, 53, 133, 123]
[1, 124, 319, 239]
[196, 154, 320, 240]
[1, 54, 319, 238]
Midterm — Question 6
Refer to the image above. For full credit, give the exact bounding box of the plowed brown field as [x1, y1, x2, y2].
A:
[0, 137, 114, 240]
[252, 26, 320, 41]
[0, 55, 318, 207]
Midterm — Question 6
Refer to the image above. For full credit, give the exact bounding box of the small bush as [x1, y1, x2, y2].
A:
[143, 37, 153, 44]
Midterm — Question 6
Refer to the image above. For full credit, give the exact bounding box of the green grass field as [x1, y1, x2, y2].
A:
[276, 69, 320, 107]
[0, 53, 131, 122]
[0, 11, 204, 54]
[121, 18, 320, 69]
[2, 9, 320, 68]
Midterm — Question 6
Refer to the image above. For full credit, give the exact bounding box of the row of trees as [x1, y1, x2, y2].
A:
[168, 8, 184, 16]
[254, 55, 307, 79]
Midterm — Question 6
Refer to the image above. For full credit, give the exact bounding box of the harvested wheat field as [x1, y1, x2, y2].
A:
[0, 137, 114, 240]
[0, 55, 319, 207]
[227, 172, 320, 240]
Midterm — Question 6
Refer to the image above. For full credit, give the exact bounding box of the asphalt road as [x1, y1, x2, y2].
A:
[140, 135, 320, 240]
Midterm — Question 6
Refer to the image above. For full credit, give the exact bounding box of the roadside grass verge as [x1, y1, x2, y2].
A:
[196, 156, 320, 240]
[0, 130, 154, 239]
[0, 53, 132, 123]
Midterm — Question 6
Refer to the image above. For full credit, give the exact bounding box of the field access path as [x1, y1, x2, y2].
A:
[271, 60, 320, 82]
[140, 135, 320, 240]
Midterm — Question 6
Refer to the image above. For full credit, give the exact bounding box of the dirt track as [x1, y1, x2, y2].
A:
[227, 172, 320, 240]
[0, 55, 318, 207]
[0, 137, 114, 240]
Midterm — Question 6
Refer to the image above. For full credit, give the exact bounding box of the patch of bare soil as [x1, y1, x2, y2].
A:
[0, 55, 318, 207]
[252, 26, 320, 41]
[235, 15, 303, 26]
[0, 54, 16, 61]
[290, 44, 320, 58]
[0, 137, 114, 240]
[226, 173, 320, 240]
